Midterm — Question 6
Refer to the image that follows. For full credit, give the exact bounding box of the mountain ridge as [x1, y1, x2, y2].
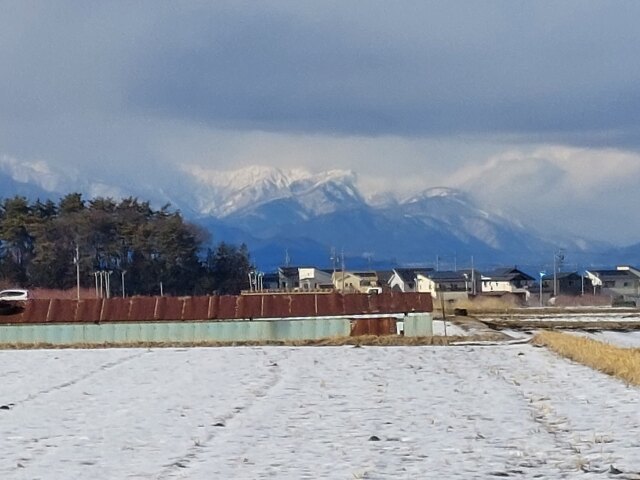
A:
[0, 160, 620, 270]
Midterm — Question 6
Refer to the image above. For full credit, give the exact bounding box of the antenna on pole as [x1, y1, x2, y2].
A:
[330, 246, 337, 275]
[471, 255, 476, 295]
[341, 248, 345, 293]
[553, 249, 565, 297]
[284, 248, 290, 267]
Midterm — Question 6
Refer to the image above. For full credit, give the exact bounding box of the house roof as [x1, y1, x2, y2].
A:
[551, 272, 582, 280]
[350, 271, 378, 278]
[393, 268, 433, 283]
[422, 270, 468, 282]
[483, 267, 535, 281]
[262, 273, 279, 282]
[375, 270, 394, 284]
[278, 267, 299, 279]
[587, 269, 636, 279]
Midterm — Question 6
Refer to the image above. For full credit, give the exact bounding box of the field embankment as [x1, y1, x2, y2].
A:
[0, 332, 511, 350]
[533, 331, 640, 386]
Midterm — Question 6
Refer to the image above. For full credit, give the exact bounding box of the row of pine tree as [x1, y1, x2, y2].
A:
[0, 194, 252, 296]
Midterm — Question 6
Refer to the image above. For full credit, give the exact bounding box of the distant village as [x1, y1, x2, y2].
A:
[246, 265, 640, 308]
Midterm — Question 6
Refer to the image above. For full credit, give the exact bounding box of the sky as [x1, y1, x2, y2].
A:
[1, 1, 640, 244]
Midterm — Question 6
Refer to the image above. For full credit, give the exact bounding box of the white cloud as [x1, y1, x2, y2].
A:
[0, 154, 72, 192]
[447, 146, 640, 244]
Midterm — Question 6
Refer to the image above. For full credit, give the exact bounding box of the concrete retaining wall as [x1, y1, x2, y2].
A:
[0, 313, 432, 345]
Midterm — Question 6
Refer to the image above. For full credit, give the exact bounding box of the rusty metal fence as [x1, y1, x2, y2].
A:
[0, 292, 432, 324]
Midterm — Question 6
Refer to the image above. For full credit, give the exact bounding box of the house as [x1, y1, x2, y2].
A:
[278, 267, 300, 290]
[277, 266, 334, 291]
[333, 271, 382, 294]
[541, 272, 584, 296]
[298, 267, 334, 291]
[481, 267, 535, 300]
[262, 272, 280, 291]
[415, 270, 477, 299]
[585, 266, 640, 303]
[375, 270, 394, 292]
[388, 268, 433, 292]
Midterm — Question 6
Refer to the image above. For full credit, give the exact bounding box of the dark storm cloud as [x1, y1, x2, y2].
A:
[121, 1, 640, 142]
[1, 1, 640, 146]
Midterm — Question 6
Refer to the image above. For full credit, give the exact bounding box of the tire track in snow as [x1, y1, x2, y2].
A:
[155, 349, 289, 479]
[10, 350, 148, 407]
[481, 346, 614, 474]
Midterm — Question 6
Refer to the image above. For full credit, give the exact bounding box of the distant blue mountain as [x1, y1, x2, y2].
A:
[0, 162, 619, 271]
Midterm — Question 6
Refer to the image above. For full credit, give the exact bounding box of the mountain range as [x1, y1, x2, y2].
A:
[0, 157, 634, 271]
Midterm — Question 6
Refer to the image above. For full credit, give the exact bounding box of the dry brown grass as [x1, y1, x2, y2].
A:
[533, 331, 640, 386]
[29, 287, 98, 299]
[550, 294, 611, 307]
[439, 295, 521, 314]
[0, 333, 509, 350]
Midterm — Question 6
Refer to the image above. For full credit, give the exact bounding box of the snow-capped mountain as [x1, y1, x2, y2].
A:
[0, 160, 609, 269]
[180, 165, 363, 218]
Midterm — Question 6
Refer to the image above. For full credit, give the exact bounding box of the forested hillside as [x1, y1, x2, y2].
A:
[0, 194, 251, 295]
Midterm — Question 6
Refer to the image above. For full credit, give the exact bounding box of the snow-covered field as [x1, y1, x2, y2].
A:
[483, 312, 640, 323]
[2, 345, 640, 479]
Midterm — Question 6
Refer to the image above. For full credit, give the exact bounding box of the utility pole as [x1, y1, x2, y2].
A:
[553, 250, 565, 297]
[121, 270, 127, 298]
[74, 244, 80, 300]
[106, 271, 112, 298]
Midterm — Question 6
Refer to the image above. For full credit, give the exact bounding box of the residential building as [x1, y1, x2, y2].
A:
[298, 267, 334, 290]
[416, 270, 476, 298]
[375, 270, 394, 292]
[333, 271, 382, 294]
[388, 268, 433, 292]
[585, 266, 640, 303]
[481, 267, 535, 300]
[541, 272, 584, 296]
[278, 267, 299, 290]
[277, 266, 334, 291]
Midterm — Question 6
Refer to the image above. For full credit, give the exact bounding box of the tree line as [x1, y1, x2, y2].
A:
[0, 194, 252, 295]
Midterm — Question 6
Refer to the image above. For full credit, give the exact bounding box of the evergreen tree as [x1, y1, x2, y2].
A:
[209, 242, 252, 294]
[0, 193, 252, 295]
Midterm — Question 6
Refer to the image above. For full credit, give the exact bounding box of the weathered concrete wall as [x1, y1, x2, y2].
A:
[403, 314, 433, 337]
[0, 318, 355, 344]
[0, 313, 433, 345]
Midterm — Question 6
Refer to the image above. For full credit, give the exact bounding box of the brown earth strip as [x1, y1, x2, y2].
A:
[0, 332, 510, 350]
[483, 320, 640, 331]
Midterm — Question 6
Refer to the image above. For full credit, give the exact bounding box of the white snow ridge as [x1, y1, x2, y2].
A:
[181, 164, 362, 217]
